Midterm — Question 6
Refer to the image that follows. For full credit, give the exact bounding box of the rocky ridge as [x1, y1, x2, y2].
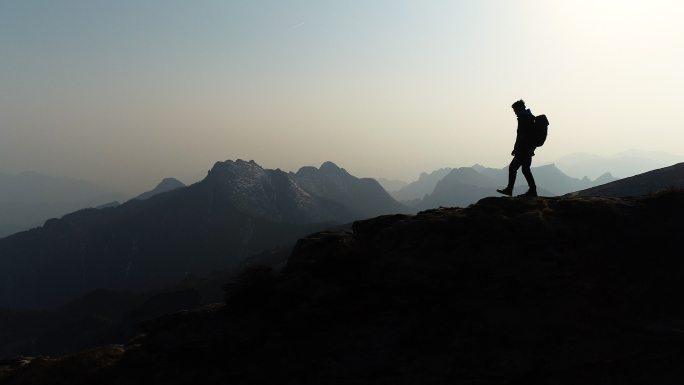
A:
[209, 159, 327, 223]
[3, 190, 684, 384]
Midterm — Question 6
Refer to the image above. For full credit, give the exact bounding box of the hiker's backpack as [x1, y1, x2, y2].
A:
[534, 114, 549, 147]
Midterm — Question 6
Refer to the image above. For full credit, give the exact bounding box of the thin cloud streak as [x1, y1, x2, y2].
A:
[290, 22, 305, 29]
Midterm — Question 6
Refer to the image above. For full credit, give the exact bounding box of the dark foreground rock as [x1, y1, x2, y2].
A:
[2, 190, 684, 384]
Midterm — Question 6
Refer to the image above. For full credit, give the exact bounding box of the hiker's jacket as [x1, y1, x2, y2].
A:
[513, 109, 536, 154]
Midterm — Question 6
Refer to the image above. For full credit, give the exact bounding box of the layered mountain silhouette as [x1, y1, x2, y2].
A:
[375, 177, 407, 193]
[389, 167, 453, 202]
[551, 149, 684, 180]
[388, 164, 615, 208]
[418, 167, 510, 209]
[402, 164, 614, 209]
[131, 178, 185, 201]
[0, 160, 408, 309]
[4, 190, 684, 384]
[291, 161, 408, 219]
[471, 163, 615, 196]
[568, 162, 684, 197]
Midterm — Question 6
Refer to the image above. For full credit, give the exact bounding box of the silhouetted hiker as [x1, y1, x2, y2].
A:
[496, 99, 537, 197]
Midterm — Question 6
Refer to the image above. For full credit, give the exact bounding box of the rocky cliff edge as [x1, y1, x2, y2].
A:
[3, 190, 684, 384]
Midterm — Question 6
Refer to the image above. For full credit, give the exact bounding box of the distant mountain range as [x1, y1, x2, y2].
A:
[374, 149, 683, 200]
[418, 167, 507, 209]
[550, 149, 684, 180]
[389, 168, 453, 203]
[291, 161, 408, 219]
[376, 178, 408, 193]
[0, 160, 408, 310]
[568, 162, 684, 197]
[388, 164, 616, 208]
[472, 163, 613, 196]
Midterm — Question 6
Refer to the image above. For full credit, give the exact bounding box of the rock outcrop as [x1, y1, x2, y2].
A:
[3, 190, 684, 384]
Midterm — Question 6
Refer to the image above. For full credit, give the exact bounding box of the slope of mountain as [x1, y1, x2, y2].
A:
[560, 156, 664, 180]
[0, 221, 353, 359]
[593, 172, 616, 185]
[96, 201, 120, 209]
[0, 160, 405, 310]
[0, 198, 121, 239]
[291, 161, 410, 219]
[132, 178, 185, 201]
[568, 162, 684, 197]
[0, 172, 128, 239]
[521, 164, 611, 195]
[0, 281, 225, 359]
[376, 178, 408, 193]
[5, 190, 684, 384]
[469, 164, 506, 180]
[0, 288, 176, 359]
[211, 159, 331, 223]
[389, 167, 453, 202]
[551, 150, 683, 180]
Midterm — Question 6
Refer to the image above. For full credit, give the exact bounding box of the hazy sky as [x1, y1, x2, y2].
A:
[2, 1, 683, 194]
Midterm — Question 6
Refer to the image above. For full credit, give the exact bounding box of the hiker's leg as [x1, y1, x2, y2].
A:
[521, 155, 536, 190]
[507, 156, 523, 189]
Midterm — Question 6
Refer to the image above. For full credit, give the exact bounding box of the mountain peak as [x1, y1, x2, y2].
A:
[158, 178, 184, 189]
[209, 159, 266, 182]
[319, 161, 342, 173]
[208, 159, 317, 223]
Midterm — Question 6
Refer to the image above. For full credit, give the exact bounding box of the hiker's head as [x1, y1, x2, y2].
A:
[511, 99, 526, 114]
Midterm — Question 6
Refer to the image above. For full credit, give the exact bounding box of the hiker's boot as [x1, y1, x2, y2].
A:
[519, 188, 538, 197]
[496, 187, 513, 196]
